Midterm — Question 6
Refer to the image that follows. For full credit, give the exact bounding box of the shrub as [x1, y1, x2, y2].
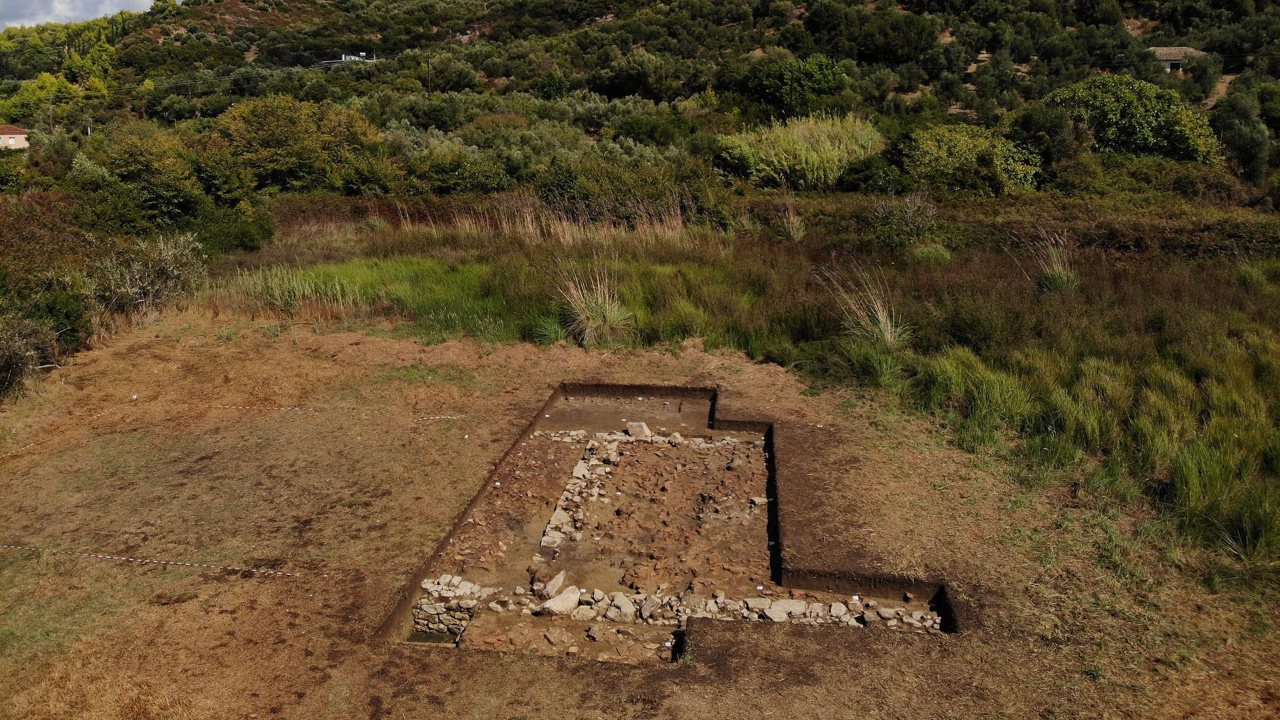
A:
[334, 148, 405, 196]
[194, 201, 274, 254]
[999, 103, 1083, 171]
[718, 114, 884, 191]
[1044, 74, 1220, 164]
[867, 193, 939, 250]
[0, 312, 54, 395]
[535, 154, 724, 224]
[1045, 152, 1246, 200]
[1210, 93, 1271, 187]
[96, 233, 206, 314]
[105, 135, 204, 226]
[901, 125, 1039, 196]
[217, 95, 380, 191]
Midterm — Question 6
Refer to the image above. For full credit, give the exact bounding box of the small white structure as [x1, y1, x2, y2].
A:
[0, 125, 28, 150]
[1148, 46, 1206, 73]
[319, 52, 378, 70]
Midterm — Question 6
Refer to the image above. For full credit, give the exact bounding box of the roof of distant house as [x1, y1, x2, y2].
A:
[0, 125, 28, 135]
[1148, 46, 1207, 61]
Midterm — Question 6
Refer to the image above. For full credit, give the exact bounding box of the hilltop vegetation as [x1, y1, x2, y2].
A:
[2, 0, 1280, 583]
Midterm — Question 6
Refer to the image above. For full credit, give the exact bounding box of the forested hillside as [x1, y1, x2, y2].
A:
[2, 0, 1279, 215]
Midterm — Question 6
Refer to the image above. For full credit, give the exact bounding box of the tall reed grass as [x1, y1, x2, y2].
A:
[719, 114, 884, 191]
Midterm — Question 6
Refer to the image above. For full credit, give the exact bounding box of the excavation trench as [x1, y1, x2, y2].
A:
[384, 384, 959, 664]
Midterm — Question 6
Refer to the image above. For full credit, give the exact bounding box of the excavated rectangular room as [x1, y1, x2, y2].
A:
[401, 385, 948, 664]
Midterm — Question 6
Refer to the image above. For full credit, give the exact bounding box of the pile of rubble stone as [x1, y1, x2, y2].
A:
[519, 578, 944, 634]
[415, 571, 945, 638]
[413, 574, 501, 635]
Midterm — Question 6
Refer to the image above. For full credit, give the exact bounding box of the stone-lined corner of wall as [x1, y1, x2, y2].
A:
[413, 575, 501, 635]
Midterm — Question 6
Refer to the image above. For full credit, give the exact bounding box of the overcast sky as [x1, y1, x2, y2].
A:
[1, 1, 154, 29]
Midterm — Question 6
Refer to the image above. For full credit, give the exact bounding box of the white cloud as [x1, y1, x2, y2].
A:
[1, 1, 156, 29]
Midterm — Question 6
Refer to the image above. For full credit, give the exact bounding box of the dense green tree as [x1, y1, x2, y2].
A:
[1045, 74, 1221, 163]
[902, 124, 1040, 196]
[1210, 93, 1271, 186]
[106, 133, 204, 223]
[216, 95, 379, 191]
[1001, 103, 1083, 171]
[743, 55, 846, 117]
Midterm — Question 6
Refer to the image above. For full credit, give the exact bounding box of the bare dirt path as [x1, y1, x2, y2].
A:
[0, 312, 1275, 719]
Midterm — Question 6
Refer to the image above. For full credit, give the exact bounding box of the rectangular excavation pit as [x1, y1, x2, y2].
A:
[386, 383, 959, 665]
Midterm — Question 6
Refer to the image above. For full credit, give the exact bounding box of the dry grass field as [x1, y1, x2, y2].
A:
[1, 310, 1277, 719]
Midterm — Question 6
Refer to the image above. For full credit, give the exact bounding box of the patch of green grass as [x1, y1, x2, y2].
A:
[206, 228, 1280, 579]
[382, 363, 491, 394]
[0, 556, 125, 671]
[909, 243, 951, 266]
[221, 258, 526, 343]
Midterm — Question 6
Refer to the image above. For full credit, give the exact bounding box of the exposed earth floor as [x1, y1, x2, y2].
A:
[404, 389, 947, 666]
[0, 311, 1277, 719]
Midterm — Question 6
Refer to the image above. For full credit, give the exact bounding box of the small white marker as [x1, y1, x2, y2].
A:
[757, 585, 764, 591]
[495, 482, 501, 487]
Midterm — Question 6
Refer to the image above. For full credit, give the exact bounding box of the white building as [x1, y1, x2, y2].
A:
[0, 125, 29, 150]
[1148, 46, 1207, 73]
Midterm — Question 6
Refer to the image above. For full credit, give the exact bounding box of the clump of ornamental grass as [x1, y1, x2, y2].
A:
[777, 204, 807, 243]
[819, 266, 912, 352]
[1016, 227, 1078, 294]
[556, 263, 634, 348]
[728, 212, 765, 240]
[1235, 260, 1270, 291]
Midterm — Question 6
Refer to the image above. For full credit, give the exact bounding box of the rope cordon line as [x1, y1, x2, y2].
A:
[0, 544, 297, 577]
[0, 403, 130, 461]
